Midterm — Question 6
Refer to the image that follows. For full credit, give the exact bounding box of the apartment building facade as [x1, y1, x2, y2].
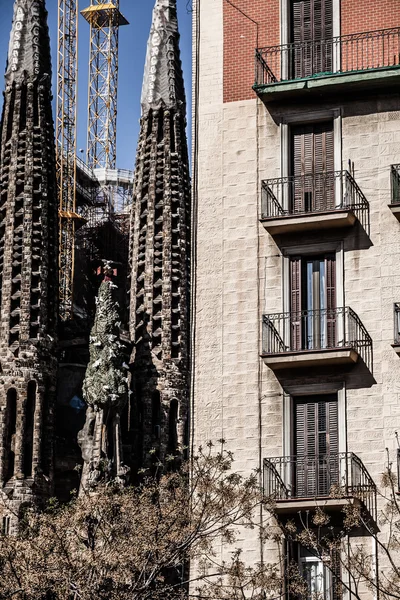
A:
[192, 0, 400, 596]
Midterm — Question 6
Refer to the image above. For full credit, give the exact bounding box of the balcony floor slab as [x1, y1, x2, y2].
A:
[261, 348, 359, 370]
[261, 209, 356, 235]
[254, 66, 400, 103]
[274, 496, 359, 515]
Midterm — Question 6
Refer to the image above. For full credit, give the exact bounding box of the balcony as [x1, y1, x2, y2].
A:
[254, 27, 400, 102]
[262, 307, 373, 372]
[389, 164, 400, 221]
[261, 171, 369, 235]
[264, 453, 377, 525]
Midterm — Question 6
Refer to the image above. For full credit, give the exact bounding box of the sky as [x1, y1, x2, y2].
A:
[0, 0, 193, 171]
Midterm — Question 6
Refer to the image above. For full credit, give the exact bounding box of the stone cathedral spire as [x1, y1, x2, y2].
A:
[0, 0, 58, 525]
[127, 0, 190, 469]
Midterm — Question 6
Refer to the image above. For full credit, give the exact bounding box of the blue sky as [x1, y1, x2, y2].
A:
[0, 0, 193, 171]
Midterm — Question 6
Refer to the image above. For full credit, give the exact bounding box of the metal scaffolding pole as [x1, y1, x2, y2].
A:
[57, 0, 80, 321]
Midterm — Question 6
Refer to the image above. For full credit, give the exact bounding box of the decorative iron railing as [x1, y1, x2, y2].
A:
[394, 303, 400, 345]
[262, 307, 373, 371]
[397, 449, 400, 494]
[264, 452, 377, 520]
[261, 170, 369, 233]
[255, 27, 400, 86]
[391, 164, 400, 204]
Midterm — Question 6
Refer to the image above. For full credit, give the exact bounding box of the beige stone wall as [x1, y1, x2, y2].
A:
[193, 0, 400, 585]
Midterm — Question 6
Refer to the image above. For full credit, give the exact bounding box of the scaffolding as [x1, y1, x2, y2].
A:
[57, 0, 82, 321]
[81, 1, 128, 170]
[56, 0, 133, 325]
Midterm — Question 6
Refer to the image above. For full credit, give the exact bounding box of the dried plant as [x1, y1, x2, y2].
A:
[0, 443, 283, 600]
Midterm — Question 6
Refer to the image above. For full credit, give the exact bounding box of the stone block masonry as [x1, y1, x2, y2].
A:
[126, 0, 191, 470]
[0, 0, 58, 530]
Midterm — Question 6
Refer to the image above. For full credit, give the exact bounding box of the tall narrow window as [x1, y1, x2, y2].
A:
[4, 388, 17, 482]
[168, 399, 179, 454]
[23, 381, 36, 478]
[291, 122, 334, 214]
[299, 546, 332, 600]
[152, 391, 161, 440]
[40, 388, 50, 477]
[294, 395, 339, 498]
[288, 541, 341, 600]
[291, 0, 333, 78]
[290, 253, 336, 351]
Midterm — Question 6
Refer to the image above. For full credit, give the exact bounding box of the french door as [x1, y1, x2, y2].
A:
[290, 254, 336, 351]
[291, 122, 335, 213]
[291, 0, 334, 78]
[294, 395, 339, 497]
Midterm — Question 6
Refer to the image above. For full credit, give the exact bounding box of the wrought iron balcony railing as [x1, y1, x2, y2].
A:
[391, 164, 400, 204]
[262, 307, 372, 371]
[264, 452, 377, 521]
[255, 27, 400, 86]
[261, 170, 369, 233]
[394, 303, 400, 345]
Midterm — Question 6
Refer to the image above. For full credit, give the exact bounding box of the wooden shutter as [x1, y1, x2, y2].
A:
[291, 0, 333, 77]
[326, 255, 336, 347]
[290, 257, 302, 351]
[294, 396, 338, 497]
[292, 0, 312, 78]
[291, 123, 334, 213]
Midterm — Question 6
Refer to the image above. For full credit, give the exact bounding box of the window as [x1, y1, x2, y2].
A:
[152, 391, 161, 440]
[168, 399, 179, 454]
[299, 546, 332, 600]
[23, 381, 36, 478]
[2, 515, 11, 536]
[291, 0, 333, 78]
[4, 388, 17, 482]
[291, 122, 334, 213]
[293, 395, 339, 497]
[290, 253, 336, 351]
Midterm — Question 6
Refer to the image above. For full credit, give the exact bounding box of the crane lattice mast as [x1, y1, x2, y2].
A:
[82, 1, 128, 170]
[57, 0, 79, 321]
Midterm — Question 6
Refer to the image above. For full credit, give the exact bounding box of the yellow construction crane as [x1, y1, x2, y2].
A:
[57, 0, 80, 321]
[81, 1, 128, 171]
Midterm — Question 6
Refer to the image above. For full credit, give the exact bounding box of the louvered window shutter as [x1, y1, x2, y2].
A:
[292, 123, 334, 213]
[295, 400, 317, 496]
[295, 396, 338, 497]
[292, 126, 314, 213]
[292, 0, 312, 78]
[291, 0, 333, 77]
[331, 547, 342, 600]
[326, 255, 337, 347]
[290, 257, 302, 351]
[313, 124, 334, 211]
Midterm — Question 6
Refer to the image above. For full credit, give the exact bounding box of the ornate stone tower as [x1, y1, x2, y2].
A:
[0, 0, 58, 524]
[127, 0, 190, 468]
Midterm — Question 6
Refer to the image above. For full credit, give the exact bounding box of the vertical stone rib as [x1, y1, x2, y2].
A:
[127, 0, 191, 468]
[0, 0, 58, 524]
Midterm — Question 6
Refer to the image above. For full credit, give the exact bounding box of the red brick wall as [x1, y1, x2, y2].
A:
[223, 0, 400, 104]
[223, 0, 280, 103]
[341, 0, 399, 35]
